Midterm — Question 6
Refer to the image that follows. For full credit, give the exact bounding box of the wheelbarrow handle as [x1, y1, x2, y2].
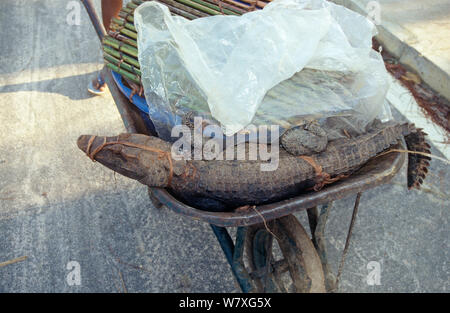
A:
[80, 0, 106, 41]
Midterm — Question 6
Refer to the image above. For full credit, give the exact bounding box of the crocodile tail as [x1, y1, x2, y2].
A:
[404, 125, 431, 189]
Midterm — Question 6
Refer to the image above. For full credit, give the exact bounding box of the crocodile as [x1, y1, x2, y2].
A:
[77, 121, 430, 211]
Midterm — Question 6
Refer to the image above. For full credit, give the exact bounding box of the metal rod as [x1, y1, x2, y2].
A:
[210, 224, 234, 266]
[307, 202, 336, 292]
[232, 227, 255, 292]
[262, 231, 274, 292]
[306, 206, 319, 238]
[80, 0, 107, 41]
[209, 225, 253, 292]
[335, 192, 362, 290]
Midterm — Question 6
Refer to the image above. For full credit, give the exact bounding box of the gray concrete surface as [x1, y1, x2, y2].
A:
[331, 0, 450, 101]
[0, 0, 448, 293]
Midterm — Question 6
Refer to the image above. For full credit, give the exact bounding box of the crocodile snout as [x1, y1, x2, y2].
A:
[77, 135, 92, 153]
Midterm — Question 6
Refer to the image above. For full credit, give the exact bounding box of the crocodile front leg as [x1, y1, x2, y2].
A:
[281, 121, 328, 156]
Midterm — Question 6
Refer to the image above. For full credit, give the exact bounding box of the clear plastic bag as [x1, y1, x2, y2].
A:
[134, 0, 391, 139]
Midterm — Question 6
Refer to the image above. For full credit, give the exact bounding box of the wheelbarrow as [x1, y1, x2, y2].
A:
[81, 0, 405, 292]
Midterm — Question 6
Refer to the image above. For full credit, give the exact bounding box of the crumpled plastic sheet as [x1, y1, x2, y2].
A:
[134, 0, 392, 140]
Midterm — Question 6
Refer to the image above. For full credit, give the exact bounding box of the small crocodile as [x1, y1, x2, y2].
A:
[77, 121, 430, 211]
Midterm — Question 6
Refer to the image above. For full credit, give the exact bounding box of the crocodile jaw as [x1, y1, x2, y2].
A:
[77, 134, 170, 187]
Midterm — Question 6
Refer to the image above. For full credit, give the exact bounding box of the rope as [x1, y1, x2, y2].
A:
[86, 135, 96, 161]
[182, 163, 197, 179]
[86, 136, 174, 187]
[117, 43, 126, 68]
[118, 57, 124, 68]
[299, 155, 347, 191]
[217, 0, 225, 15]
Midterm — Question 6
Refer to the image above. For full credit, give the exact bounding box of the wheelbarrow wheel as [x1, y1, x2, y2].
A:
[148, 188, 164, 209]
[245, 214, 326, 293]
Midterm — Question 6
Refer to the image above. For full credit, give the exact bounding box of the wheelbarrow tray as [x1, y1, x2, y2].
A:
[103, 67, 405, 228]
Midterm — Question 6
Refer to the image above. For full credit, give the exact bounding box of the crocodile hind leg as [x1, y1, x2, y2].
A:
[404, 127, 431, 189]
